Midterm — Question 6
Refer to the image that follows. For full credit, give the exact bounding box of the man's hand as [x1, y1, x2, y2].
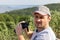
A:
[24, 28, 33, 39]
[15, 22, 25, 40]
[16, 23, 22, 36]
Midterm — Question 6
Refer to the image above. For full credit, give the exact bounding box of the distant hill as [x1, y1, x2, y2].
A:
[45, 3, 60, 11]
[1, 3, 60, 15]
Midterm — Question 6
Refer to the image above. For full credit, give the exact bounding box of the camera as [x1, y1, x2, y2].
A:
[14, 21, 29, 33]
[21, 21, 29, 31]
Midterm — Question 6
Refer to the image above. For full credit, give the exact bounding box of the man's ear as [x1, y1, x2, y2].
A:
[48, 16, 51, 22]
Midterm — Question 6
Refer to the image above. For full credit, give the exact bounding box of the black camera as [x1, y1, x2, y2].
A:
[21, 21, 29, 31]
[14, 21, 29, 33]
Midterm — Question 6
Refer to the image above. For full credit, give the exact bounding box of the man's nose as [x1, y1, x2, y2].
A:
[37, 19, 41, 22]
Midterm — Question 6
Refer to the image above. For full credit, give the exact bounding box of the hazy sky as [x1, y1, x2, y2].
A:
[0, 0, 60, 13]
[0, 5, 37, 13]
[0, 0, 60, 5]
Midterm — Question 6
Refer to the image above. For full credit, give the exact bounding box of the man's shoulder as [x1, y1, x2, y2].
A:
[37, 27, 55, 36]
[31, 27, 56, 40]
[37, 27, 56, 40]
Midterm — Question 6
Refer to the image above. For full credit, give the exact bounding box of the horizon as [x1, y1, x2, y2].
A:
[0, 3, 60, 13]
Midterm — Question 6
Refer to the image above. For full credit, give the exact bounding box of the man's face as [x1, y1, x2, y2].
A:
[33, 13, 51, 28]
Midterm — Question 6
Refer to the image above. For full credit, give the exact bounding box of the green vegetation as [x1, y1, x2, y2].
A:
[0, 3, 60, 40]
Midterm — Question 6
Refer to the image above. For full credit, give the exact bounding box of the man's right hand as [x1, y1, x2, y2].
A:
[15, 22, 23, 36]
[15, 22, 25, 40]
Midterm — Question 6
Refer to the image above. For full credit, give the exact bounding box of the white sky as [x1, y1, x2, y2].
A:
[0, 0, 60, 5]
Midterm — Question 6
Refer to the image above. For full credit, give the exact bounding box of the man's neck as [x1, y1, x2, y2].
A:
[37, 25, 49, 32]
[37, 27, 44, 32]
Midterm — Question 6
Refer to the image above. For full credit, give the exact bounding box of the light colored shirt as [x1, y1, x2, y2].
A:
[31, 27, 56, 40]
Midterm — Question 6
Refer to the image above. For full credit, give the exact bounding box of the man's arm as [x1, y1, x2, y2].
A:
[18, 35, 25, 40]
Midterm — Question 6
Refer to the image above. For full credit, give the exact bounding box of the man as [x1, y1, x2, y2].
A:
[15, 6, 56, 40]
